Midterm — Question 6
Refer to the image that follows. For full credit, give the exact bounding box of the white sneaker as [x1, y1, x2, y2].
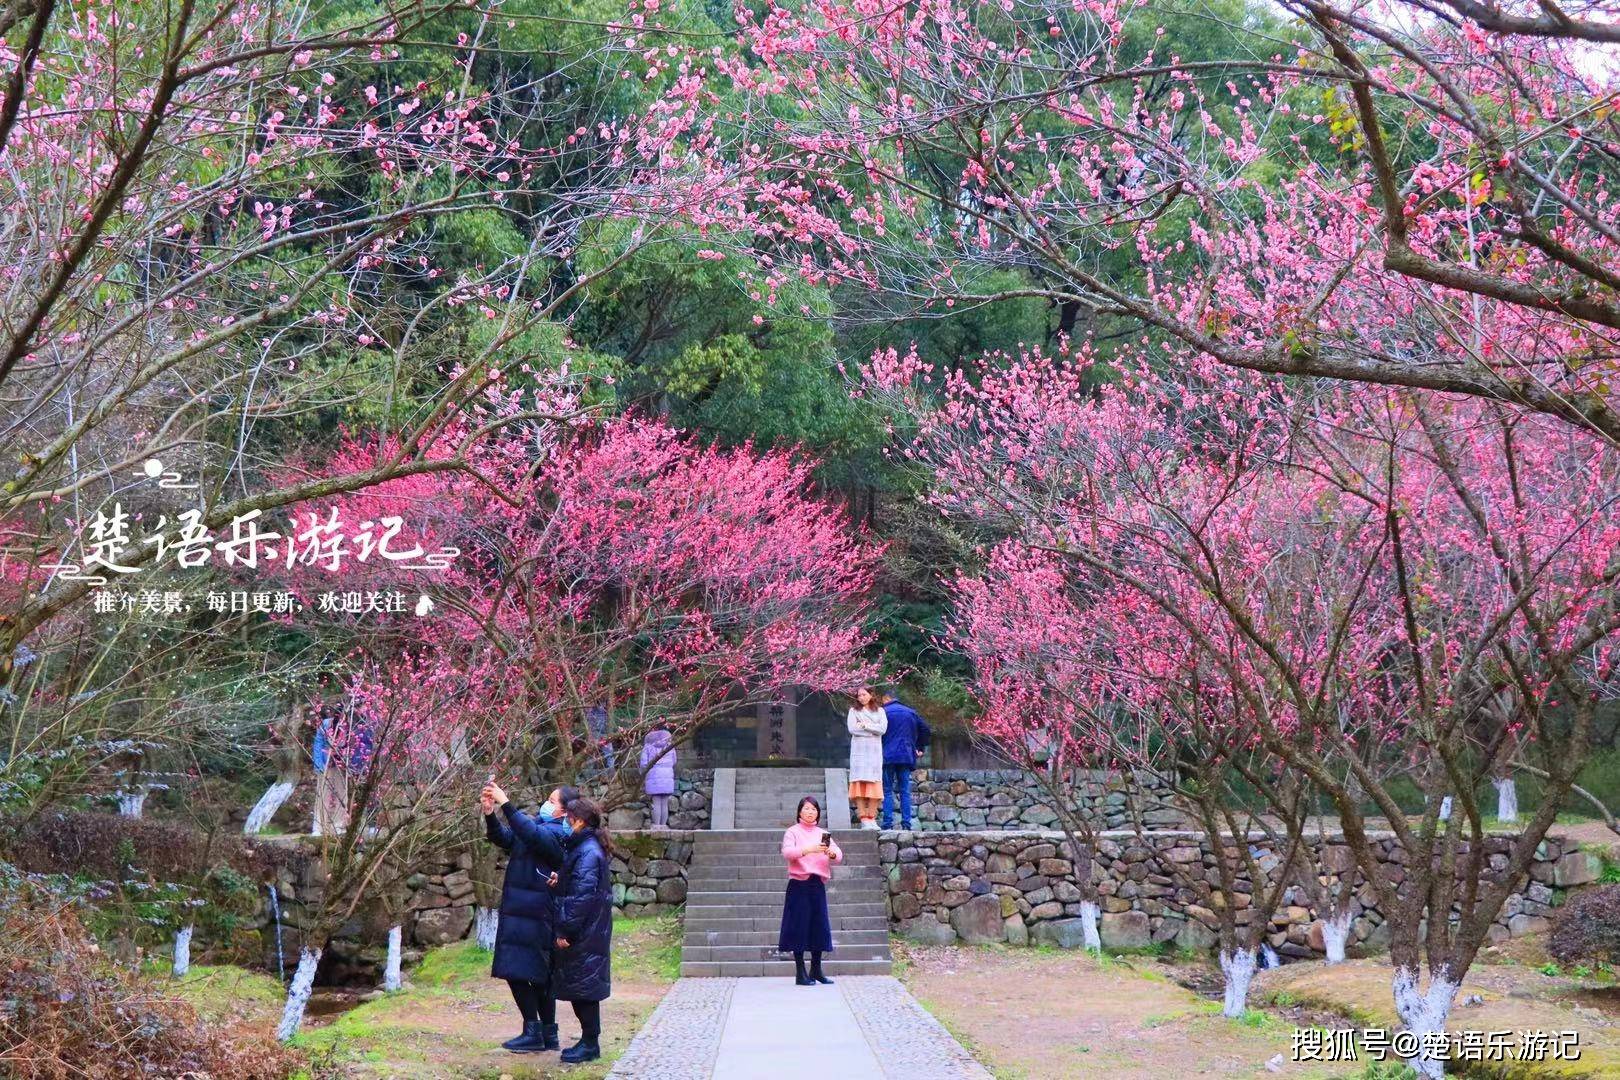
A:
[861, 819, 878, 830]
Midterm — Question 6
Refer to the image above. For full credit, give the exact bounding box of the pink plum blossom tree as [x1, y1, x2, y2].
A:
[877, 341, 1620, 1075]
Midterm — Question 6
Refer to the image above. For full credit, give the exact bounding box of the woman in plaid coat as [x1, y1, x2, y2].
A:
[846, 687, 887, 829]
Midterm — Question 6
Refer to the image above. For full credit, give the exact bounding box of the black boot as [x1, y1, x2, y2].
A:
[560, 1035, 601, 1063]
[538, 1022, 560, 1051]
[505, 1020, 546, 1053]
[810, 954, 834, 985]
[794, 953, 813, 986]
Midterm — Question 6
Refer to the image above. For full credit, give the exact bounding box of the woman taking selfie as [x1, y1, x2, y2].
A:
[481, 781, 570, 1054]
[846, 687, 888, 830]
[779, 795, 843, 986]
[550, 796, 616, 1064]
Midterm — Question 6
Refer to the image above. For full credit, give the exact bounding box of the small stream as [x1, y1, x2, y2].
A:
[302, 987, 371, 1027]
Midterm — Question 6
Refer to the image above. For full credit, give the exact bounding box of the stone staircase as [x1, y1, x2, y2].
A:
[730, 767, 831, 830]
[680, 768, 893, 977]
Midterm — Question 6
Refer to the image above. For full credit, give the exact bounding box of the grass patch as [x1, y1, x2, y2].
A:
[913, 994, 1025, 1080]
[142, 961, 287, 1022]
[612, 911, 681, 983]
[413, 940, 496, 988]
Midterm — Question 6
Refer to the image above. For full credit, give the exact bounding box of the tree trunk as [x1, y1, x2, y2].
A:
[117, 785, 149, 817]
[245, 779, 296, 835]
[172, 924, 193, 977]
[1078, 899, 1101, 953]
[248, 703, 306, 834]
[1494, 777, 1518, 823]
[475, 907, 499, 951]
[1220, 948, 1257, 1018]
[1392, 965, 1458, 1079]
[276, 946, 323, 1042]
[1322, 911, 1352, 965]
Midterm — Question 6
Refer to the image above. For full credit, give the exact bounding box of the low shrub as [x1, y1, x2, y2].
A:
[1548, 883, 1620, 966]
[0, 876, 299, 1080]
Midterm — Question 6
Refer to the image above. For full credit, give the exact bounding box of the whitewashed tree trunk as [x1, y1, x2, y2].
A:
[117, 785, 149, 817]
[1260, 942, 1280, 970]
[1438, 796, 1453, 821]
[383, 925, 403, 992]
[276, 946, 323, 1042]
[1220, 948, 1257, 1018]
[1322, 911, 1352, 965]
[1392, 966, 1458, 1079]
[1494, 777, 1518, 823]
[244, 779, 296, 835]
[475, 907, 499, 951]
[172, 924, 193, 977]
[1078, 899, 1101, 952]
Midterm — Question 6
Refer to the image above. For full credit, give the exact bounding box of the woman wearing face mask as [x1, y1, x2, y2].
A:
[779, 795, 843, 986]
[481, 781, 576, 1053]
[549, 796, 616, 1064]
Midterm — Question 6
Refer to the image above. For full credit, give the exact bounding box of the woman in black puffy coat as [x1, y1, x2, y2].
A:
[482, 781, 569, 1053]
[549, 796, 615, 1064]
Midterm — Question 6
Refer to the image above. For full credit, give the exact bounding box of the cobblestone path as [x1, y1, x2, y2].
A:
[607, 976, 990, 1080]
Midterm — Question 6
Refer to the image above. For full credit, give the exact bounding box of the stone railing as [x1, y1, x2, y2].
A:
[880, 830, 1603, 957]
[900, 769, 1184, 831]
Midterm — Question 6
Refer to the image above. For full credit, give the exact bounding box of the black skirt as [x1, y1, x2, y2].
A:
[778, 876, 834, 954]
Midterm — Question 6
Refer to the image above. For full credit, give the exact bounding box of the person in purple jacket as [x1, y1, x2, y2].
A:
[640, 728, 676, 829]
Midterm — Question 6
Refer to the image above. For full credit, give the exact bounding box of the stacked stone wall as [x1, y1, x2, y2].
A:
[881, 830, 1602, 957]
[895, 770, 1184, 831]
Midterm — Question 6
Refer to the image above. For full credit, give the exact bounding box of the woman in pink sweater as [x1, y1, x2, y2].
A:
[778, 796, 843, 986]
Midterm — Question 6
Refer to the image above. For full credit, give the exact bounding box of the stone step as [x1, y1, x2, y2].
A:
[683, 928, 892, 947]
[696, 832, 874, 839]
[693, 852, 879, 863]
[685, 877, 882, 892]
[680, 959, 893, 977]
[683, 914, 890, 933]
[694, 837, 879, 852]
[688, 853, 882, 867]
[687, 881, 883, 894]
[682, 944, 892, 963]
[683, 893, 881, 906]
[686, 900, 888, 917]
[687, 865, 885, 883]
[685, 879, 883, 894]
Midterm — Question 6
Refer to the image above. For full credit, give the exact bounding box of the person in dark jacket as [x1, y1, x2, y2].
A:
[550, 796, 615, 1064]
[482, 780, 571, 1053]
[880, 693, 932, 830]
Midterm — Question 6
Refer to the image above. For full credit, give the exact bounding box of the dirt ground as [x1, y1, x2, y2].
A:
[1547, 820, 1620, 859]
[1259, 946, 1620, 1079]
[171, 914, 681, 1079]
[894, 942, 1348, 1079]
[898, 935, 1620, 1080]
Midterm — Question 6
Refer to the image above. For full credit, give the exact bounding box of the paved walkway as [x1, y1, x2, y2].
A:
[608, 976, 990, 1080]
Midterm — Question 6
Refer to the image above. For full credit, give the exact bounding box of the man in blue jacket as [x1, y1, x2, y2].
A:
[880, 692, 931, 830]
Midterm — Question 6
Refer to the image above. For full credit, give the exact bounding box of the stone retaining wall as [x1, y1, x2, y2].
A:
[900, 770, 1184, 831]
[596, 770, 714, 831]
[881, 830, 1603, 958]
